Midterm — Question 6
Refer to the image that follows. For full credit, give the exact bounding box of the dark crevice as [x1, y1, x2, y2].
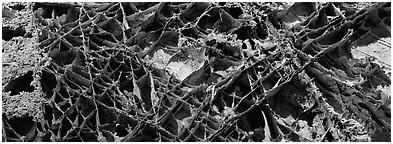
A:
[2, 26, 26, 41]
[40, 69, 57, 98]
[245, 106, 265, 129]
[33, 3, 73, 18]
[5, 116, 35, 136]
[298, 104, 319, 127]
[9, 4, 26, 11]
[115, 125, 129, 137]
[4, 71, 35, 95]
[322, 131, 335, 142]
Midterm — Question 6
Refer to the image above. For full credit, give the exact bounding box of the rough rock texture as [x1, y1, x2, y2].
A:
[2, 2, 391, 142]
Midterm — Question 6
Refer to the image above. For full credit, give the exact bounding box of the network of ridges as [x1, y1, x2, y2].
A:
[31, 2, 178, 141]
[2, 2, 391, 142]
[274, 2, 391, 141]
[30, 2, 297, 141]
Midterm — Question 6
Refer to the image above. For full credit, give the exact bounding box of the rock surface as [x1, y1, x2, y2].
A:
[2, 2, 391, 142]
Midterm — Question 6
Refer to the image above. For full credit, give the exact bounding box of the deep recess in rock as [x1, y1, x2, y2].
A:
[4, 71, 35, 95]
[2, 26, 26, 41]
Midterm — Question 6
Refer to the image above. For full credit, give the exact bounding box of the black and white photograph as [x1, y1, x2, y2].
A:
[1, 1, 391, 142]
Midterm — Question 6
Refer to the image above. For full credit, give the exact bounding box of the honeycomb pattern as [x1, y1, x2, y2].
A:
[2, 2, 391, 142]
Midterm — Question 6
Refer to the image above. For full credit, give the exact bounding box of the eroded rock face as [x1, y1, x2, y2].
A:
[2, 2, 391, 142]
